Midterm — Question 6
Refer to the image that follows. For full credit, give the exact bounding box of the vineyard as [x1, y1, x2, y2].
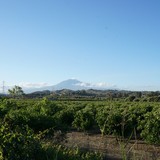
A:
[0, 97, 160, 159]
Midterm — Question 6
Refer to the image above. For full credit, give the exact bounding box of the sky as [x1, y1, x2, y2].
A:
[0, 0, 160, 91]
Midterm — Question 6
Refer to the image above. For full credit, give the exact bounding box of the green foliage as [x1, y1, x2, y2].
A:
[138, 106, 160, 144]
[5, 98, 62, 132]
[43, 144, 103, 160]
[6, 107, 56, 132]
[8, 85, 24, 97]
[0, 97, 160, 160]
[0, 123, 44, 160]
[95, 102, 159, 142]
[96, 105, 123, 136]
[72, 107, 95, 131]
[0, 147, 3, 160]
[0, 99, 18, 121]
[53, 108, 75, 130]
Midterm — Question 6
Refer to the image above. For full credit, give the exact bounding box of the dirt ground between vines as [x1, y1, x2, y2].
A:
[60, 131, 160, 160]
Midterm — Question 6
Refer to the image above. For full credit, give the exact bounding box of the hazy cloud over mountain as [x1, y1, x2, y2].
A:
[75, 82, 116, 89]
[18, 82, 49, 88]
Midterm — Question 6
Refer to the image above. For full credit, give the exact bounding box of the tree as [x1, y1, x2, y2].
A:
[8, 85, 24, 97]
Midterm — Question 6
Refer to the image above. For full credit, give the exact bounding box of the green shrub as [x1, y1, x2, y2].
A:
[138, 107, 160, 144]
[0, 123, 44, 160]
[72, 108, 94, 131]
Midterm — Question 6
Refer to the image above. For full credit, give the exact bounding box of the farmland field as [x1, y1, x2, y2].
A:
[0, 97, 160, 159]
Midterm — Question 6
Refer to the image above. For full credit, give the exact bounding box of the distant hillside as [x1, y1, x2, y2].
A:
[26, 88, 160, 102]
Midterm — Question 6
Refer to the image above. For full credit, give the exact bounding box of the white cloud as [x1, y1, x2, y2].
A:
[76, 82, 90, 87]
[94, 82, 112, 87]
[70, 77, 78, 80]
[124, 85, 160, 91]
[75, 82, 116, 89]
[18, 82, 49, 88]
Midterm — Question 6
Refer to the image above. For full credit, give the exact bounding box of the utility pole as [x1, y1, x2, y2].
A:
[2, 81, 5, 94]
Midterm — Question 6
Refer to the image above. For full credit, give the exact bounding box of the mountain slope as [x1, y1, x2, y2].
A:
[53, 79, 87, 90]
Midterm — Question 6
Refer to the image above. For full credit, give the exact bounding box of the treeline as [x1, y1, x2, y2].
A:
[26, 89, 160, 102]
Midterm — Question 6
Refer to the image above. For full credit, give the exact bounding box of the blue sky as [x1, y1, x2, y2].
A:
[0, 0, 160, 91]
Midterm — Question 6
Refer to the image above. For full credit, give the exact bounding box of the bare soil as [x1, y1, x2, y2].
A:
[61, 131, 160, 160]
